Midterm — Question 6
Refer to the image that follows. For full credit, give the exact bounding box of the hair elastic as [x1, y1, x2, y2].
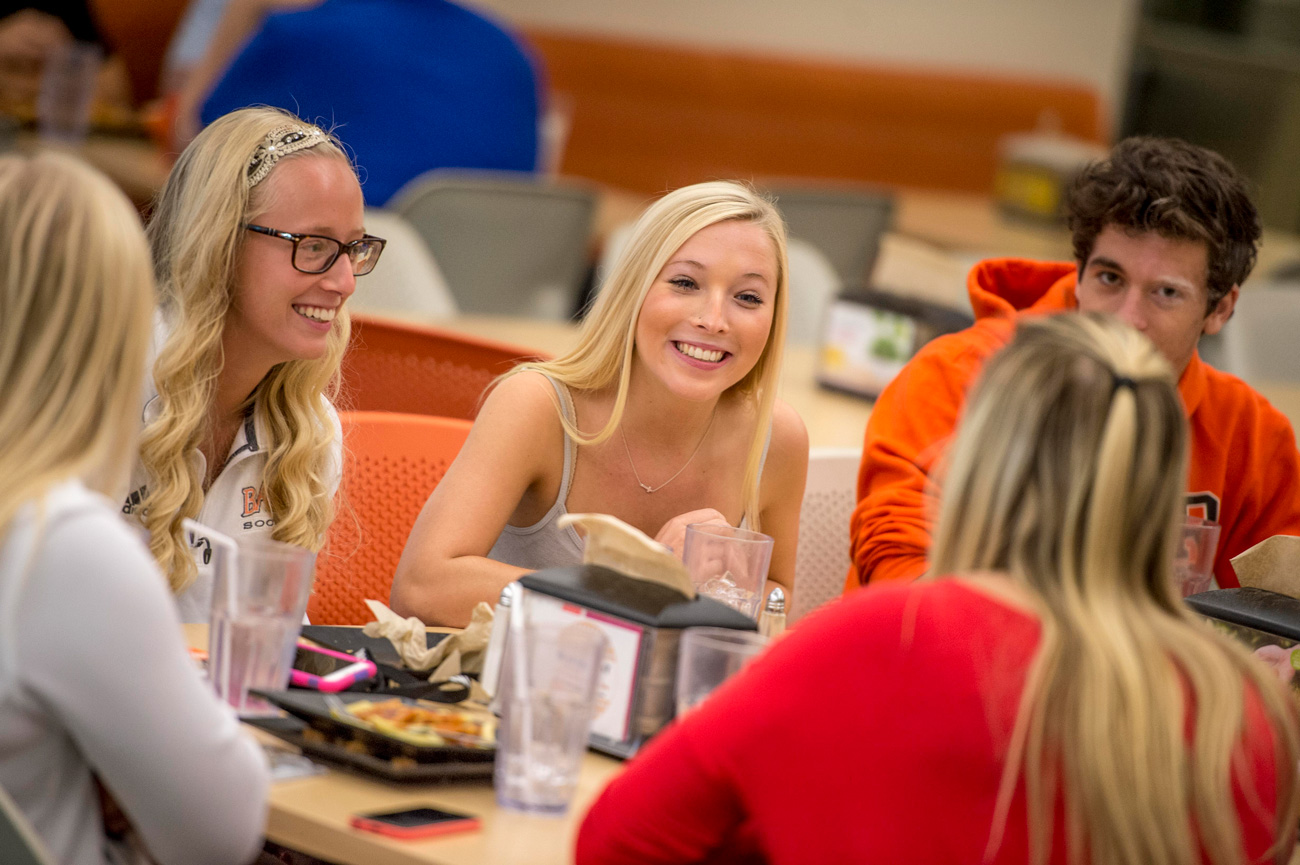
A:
[246, 125, 326, 188]
[1112, 374, 1138, 393]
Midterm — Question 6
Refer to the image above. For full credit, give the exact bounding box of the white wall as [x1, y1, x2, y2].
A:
[473, 0, 1140, 123]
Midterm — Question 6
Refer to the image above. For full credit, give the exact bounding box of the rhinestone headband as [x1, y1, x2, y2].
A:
[246, 124, 327, 188]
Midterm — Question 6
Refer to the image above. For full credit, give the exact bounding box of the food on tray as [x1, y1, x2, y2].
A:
[336, 698, 496, 749]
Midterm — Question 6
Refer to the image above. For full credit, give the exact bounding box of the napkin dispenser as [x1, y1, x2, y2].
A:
[511, 564, 756, 759]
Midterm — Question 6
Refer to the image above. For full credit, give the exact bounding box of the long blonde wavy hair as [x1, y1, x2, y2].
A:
[0, 153, 154, 539]
[140, 107, 352, 592]
[931, 312, 1300, 865]
[507, 180, 789, 530]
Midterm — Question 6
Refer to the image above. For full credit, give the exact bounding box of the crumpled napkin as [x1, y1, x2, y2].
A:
[1231, 535, 1300, 599]
[362, 599, 494, 676]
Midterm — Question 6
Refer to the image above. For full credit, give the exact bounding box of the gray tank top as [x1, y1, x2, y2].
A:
[486, 376, 771, 572]
[486, 377, 585, 571]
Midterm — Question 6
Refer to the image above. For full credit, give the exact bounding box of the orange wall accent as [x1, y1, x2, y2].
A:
[525, 28, 1106, 195]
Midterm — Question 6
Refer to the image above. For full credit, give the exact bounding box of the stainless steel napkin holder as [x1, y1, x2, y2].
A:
[504, 564, 756, 759]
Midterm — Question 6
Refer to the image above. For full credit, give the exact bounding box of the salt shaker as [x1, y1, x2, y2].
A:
[481, 581, 517, 704]
[758, 586, 786, 639]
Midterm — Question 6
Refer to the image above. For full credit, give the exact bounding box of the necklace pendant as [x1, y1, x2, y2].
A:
[640, 482, 655, 493]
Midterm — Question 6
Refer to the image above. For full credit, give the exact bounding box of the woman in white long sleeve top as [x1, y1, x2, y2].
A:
[0, 152, 270, 865]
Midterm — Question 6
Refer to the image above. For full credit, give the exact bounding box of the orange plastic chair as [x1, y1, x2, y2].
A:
[341, 314, 546, 420]
[307, 411, 473, 625]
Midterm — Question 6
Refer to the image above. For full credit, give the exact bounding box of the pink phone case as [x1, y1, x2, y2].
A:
[290, 642, 378, 692]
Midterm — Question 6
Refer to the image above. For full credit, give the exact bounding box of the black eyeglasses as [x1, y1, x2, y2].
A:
[244, 224, 387, 275]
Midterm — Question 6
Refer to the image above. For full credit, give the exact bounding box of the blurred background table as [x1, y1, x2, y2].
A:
[16, 131, 171, 207]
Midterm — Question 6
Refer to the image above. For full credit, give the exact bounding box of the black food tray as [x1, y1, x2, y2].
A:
[252, 690, 495, 765]
[1185, 588, 1300, 643]
[245, 715, 493, 783]
[299, 625, 448, 667]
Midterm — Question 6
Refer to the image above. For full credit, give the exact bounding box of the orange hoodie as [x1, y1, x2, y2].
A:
[847, 258, 1300, 590]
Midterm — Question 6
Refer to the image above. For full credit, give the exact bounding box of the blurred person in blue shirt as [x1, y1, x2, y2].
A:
[172, 0, 540, 206]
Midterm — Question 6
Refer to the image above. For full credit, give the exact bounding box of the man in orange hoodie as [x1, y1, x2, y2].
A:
[848, 136, 1300, 591]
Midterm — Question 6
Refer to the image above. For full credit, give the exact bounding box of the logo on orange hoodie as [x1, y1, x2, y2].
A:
[1185, 492, 1220, 524]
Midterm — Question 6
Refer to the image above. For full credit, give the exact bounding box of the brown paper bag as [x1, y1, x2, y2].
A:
[1230, 535, 1300, 598]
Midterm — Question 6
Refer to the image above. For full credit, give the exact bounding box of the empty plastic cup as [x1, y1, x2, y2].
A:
[675, 626, 768, 717]
[495, 618, 607, 815]
[36, 41, 102, 144]
[208, 537, 315, 714]
[682, 524, 774, 619]
[1173, 518, 1221, 598]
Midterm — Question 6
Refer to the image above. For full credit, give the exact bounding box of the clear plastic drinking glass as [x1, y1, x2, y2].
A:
[1173, 518, 1221, 598]
[682, 524, 774, 620]
[675, 626, 768, 717]
[495, 617, 607, 815]
[36, 41, 102, 144]
[208, 537, 316, 714]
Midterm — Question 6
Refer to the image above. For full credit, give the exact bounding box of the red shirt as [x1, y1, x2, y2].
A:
[848, 258, 1300, 589]
[577, 581, 1289, 864]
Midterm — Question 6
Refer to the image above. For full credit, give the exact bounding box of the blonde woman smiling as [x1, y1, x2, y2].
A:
[124, 107, 384, 621]
[0, 153, 269, 865]
[578, 314, 1299, 865]
[393, 181, 809, 627]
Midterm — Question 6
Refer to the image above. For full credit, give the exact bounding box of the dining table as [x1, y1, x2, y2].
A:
[183, 624, 622, 865]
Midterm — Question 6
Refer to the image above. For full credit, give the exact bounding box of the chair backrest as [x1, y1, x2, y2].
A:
[391, 171, 597, 320]
[791, 447, 861, 624]
[308, 411, 474, 625]
[765, 185, 895, 287]
[352, 208, 458, 319]
[1205, 284, 1300, 384]
[341, 314, 545, 420]
[0, 783, 55, 865]
[785, 238, 844, 345]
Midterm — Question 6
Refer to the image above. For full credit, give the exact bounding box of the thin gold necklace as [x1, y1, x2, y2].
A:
[620, 407, 717, 493]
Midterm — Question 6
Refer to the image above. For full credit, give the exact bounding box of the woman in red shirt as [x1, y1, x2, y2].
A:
[577, 312, 1300, 865]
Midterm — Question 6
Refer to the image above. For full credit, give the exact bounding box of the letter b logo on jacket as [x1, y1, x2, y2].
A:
[241, 486, 265, 517]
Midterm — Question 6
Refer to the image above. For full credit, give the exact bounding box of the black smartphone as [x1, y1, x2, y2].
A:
[350, 806, 481, 840]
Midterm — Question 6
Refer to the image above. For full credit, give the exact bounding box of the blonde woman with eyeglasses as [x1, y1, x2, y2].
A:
[123, 106, 385, 622]
[392, 181, 809, 627]
[0, 152, 269, 865]
[578, 313, 1299, 865]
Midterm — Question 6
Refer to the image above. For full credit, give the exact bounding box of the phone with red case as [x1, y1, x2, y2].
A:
[350, 807, 481, 840]
[289, 642, 377, 692]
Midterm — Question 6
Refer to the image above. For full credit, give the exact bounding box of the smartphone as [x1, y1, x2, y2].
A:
[289, 642, 377, 692]
[349, 806, 481, 840]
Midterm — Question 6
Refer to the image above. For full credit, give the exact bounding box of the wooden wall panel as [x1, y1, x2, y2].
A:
[525, 29, 1106, 195]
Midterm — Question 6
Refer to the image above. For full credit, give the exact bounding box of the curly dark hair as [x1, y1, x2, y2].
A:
[1066, 137, 1260, 314]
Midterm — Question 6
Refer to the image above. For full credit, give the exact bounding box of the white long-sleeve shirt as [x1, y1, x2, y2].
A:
[0, 481, 270, 865]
